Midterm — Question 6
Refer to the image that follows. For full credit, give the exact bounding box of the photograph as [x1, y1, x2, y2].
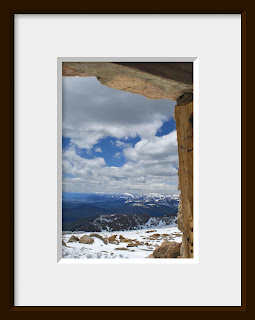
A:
[7, 11, 244, 310]
[61, 62, 193, 259]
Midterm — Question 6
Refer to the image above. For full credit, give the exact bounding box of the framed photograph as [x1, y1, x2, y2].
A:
[5, 10, 246, 311]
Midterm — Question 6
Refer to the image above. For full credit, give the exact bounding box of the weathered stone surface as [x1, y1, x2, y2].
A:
[79, 235, 94, 244]
[175, 102, 193, 258]
[119, 238, 130, 243]
[114, 62, 192, 85]
[176, 92, 193, 106]
[90, 233, 108, 244]
[107, 235, 119, 244]
[62, 62, 193, 101]
[68, 235, 79, 242]
[127, 243, 137, 248]
[148, 241, 181, 258]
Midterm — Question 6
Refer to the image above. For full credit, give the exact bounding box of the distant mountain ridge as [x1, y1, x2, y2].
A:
[63, 193, 179, 231]
[63, 192, 179, 202]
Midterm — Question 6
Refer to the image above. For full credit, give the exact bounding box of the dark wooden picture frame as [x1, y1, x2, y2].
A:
[2, 6, 248, 313]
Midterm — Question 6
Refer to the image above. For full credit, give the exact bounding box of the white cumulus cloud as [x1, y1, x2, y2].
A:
[63, 76, 175, 149]
[62, 76, 179, 194]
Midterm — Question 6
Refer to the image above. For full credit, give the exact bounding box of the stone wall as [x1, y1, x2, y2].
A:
[63, 62, 193, 258]
[174, 102, 193, 258]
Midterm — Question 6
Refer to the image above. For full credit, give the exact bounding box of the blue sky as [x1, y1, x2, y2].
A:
[62, 76, 179, 195]
[63, 135, 140, 168]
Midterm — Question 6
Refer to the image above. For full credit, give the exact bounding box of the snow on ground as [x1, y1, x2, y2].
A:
[62, 226, 182, 259]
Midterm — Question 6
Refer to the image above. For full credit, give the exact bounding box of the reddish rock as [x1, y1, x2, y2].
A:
[149, 241, 181, 258]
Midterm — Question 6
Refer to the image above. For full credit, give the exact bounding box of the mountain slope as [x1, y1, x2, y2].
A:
[63, 213, 177, 232]
[62, 193, 179, 231]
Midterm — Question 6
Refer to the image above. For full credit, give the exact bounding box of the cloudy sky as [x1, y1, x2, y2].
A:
[62, 76, 179, 195]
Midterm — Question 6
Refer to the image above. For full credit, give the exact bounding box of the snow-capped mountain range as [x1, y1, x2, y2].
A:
[63, 193, 179, 232]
